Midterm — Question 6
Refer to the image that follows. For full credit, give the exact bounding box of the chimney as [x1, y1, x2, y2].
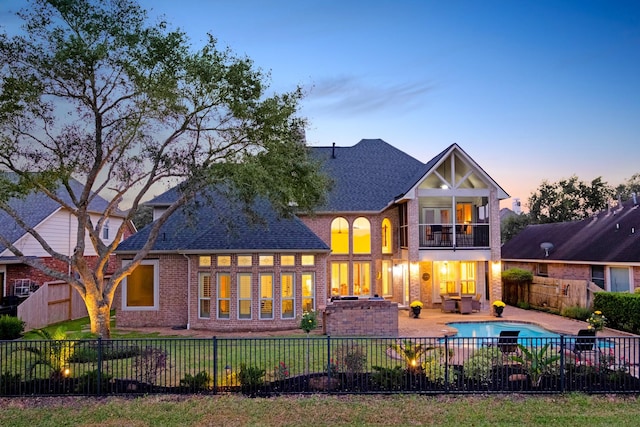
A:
[332, 142, 336, 159]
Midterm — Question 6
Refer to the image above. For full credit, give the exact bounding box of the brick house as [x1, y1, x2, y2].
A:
[0, 176, 133, 307]
[115, 139, 508, 332]
[502, 198, 640, 292]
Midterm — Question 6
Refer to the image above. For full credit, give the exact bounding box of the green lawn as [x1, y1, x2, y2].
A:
[0, 394, 639, 427]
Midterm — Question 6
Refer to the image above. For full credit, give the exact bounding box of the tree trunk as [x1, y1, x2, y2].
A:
[85, 293, 112, 338]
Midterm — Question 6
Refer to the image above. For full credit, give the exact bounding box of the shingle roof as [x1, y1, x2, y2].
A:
[310, 139, 426, 212]
[0, 174, 117, 253]
[117, 190, 330, 252]
[501, 200, 640, 263]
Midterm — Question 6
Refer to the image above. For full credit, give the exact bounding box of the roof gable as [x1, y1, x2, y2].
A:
[502, 200, 640, 263]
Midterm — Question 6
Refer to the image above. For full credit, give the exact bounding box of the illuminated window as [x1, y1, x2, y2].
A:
[217, 256, 231, 267]
[381, 218, 392, 254]
[353, 262, 370, 296]
[301, 255, 315, 266]
[381, 260, 392, 296]
[331, 262, 348, 296]
[217, 273, 231, 319]
[353, 217, 371, 254]
[259, 274, 273, 319]
[259, 255, 273, 266]
[122, 260, 158, 310]
[237, 273, 252, 319]
[281, 255, 295, 266]
[331, 217, 349, 254]
[199, 256, 211, 267]
[199, 273, 211, 318]
[301, 272, 315, 312]
[238, 255, 252, 267]
[460, 262, 476, 294]
[281, 273, 295, 318]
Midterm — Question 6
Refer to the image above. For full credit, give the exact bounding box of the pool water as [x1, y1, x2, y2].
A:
[446, 321, 560, 338]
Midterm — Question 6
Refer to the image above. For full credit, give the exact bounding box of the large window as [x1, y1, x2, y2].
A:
[217, 273, 231, 319]
[237, 273, 252, 319]
[381, 218, 392, 254]
[353, 217, 371, 254]
[199, 273, 211, 318]
[281, 273, 295, 319]
[353, 262, 370, 296]
[460, 262, 476, 294]
[331, 262, 348, 296]
[122, 260, 158, 310]
[591, 265, 605, 289]
[259, 274, 273, 319]
[331, 217, 349, 254]
[301, 273, 315, 312]
[381, 260, 392, 296]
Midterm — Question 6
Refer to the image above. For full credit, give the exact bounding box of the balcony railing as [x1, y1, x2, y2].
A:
[419, 223, 490, 248]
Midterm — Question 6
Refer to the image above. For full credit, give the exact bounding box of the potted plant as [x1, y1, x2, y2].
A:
[409, 300, 423, 318]
[586, 310, 607, 332]
[492, 300, 506, 317]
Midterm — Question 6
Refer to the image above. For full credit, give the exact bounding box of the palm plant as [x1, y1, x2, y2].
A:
[23, 326, 76, 380]
[388, 339, 435, 373]
[510, 343, 561, 387]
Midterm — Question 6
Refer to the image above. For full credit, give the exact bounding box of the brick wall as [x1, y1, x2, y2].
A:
[322, 299, 398, 337]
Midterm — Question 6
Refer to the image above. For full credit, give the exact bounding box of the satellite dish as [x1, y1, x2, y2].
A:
[540, 242, 554, 257]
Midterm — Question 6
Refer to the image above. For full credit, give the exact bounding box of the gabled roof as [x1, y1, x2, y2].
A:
[117, 190, 330, 253]
[310, 139, 425, 212]
[501, 200, 640, 264]
[0, 174, 118, 253]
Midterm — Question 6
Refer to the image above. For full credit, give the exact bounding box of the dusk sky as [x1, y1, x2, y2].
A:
[1, 0, 639, 209]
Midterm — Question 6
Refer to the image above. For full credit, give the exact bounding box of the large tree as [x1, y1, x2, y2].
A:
[527, 175, 613, 224]
[0, 0, 328, 337]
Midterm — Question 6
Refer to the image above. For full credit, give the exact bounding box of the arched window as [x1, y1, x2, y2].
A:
[353, 217, 371, 254]
[331, 217, 349, 254]
[381, 218, 392, 254]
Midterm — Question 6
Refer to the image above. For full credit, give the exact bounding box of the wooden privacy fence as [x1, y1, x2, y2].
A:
[504, 276, 603, 311]
[17, 282, 87, 330]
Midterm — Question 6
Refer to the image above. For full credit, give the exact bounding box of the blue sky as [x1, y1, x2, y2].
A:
[1, 0, 639, 209]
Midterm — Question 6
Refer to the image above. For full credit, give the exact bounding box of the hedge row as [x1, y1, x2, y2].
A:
[593, 292, 640, 334]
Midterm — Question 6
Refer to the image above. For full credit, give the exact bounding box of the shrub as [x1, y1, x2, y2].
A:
[180, 371, 212, 391]
[463, 347, 501, 385]
[371, 365, 405, 391]
[68, 342, 140, 363]
[517, 301, 531, 310]
[74, 369, 113, 394]
[133, 347, 169, 384]
[561, 305, 591, 321]
[0, 315, 25, 340]
[333, 342, 367, 374]
[0, 371, 21, 395]
[299, 311, 318, 333]
[270, 361, 289, 381]
[238, 364, 265, 388]
[501, 268, 533, 283]
[594, 292, 640, 334]
[422, 347, 456, 385]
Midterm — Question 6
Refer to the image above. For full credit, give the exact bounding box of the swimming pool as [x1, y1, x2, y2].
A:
[446, 321, 560, 338]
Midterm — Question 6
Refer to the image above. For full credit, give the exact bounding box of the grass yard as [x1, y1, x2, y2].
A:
[0, 393, 639, 426]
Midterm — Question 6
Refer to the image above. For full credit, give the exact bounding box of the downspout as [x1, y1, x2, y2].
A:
[182, 253, 191, 330]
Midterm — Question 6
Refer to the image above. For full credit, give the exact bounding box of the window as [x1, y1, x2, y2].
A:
[217, 273, 231, 319]
[122, 260, 158, 310]
[331, 262, 348, 296]
[281, 255, 295, 266]
[217, 256, 231, 267]
[237, 273, 252, 319]
[537, 263, 548, 277]
[353, 262, 370, 296]
[381, 218, 392, 254]
[301, 273, 315, 312]
[238, 255, 252, 267]
[460, 262, 476, 294]
[301, 254, 315, 266]
[381, 260, 392, 296]
[102, 221, 109, 240]
[281, 272, 295, 318]
[353, 217, 371, 254]
[259, 274, 273, 319]
[199, 256, 211, 267]
[199, 273, 211, 318]
[399, 203, 408, 247]
[259, 255, 273, 266]
[591, 265, 605, 289]
[331, 217, 349, 254]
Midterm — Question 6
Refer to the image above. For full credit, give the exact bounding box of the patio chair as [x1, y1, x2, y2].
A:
[497, 330, 520, 355]
[440, 295, 457, 313]
[568, 329, 598, 361]
[471, 294, 482, 312]
[458, 295, 473, 314]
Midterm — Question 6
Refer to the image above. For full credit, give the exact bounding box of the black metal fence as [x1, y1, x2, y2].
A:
[1, 335, 638, 396]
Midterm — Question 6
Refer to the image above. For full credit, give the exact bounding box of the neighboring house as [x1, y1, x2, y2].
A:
[501, 198, 640, 292]
[0, 176, 133, 305]
[115, 139, 508, 332]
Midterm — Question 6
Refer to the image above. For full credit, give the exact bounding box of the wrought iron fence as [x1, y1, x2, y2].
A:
[0, 335, 638, 396]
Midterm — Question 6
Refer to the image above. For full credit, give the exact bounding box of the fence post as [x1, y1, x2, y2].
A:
[559, 335, 565, 393]
[212, 336, 217, 395]
[444, 336, 449, 393]
[97, 336, 102, 396]
[326, 335, 331, 393]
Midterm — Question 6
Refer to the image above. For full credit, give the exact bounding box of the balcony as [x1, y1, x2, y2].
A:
[419, 223, 489, 248]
